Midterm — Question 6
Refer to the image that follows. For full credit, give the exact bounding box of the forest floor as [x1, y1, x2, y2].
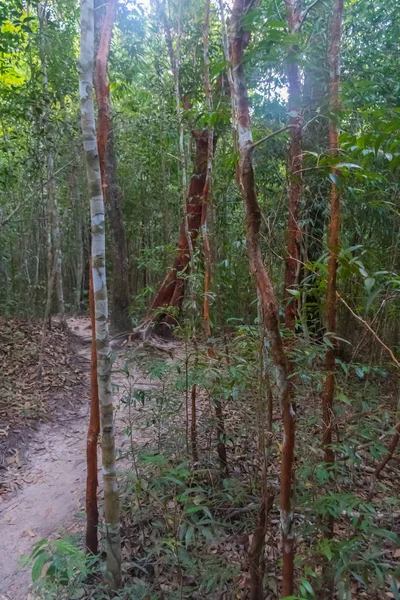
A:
[0, 316, 399, 599]
[0, 316, 156, 600]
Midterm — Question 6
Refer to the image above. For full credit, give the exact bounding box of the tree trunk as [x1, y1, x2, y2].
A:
[37, 253, 57, 380]
[302, 2, 330, 338]
[94, 0, 130, 331]
[79, 0, 121, 586]
[149, 130, 210, 330]
[248, 295, 274, 599]
[230, 0, 295, 596]
[74, 176, 84, 312]
[37, 2, 66, 329]
[320, 0, 344, 595]
[202, 0, 228, 477]
[284, 0, 303, 332]
[202, 0, 214, 349]
[86, 261, 100, 554]
[322, 0, 344, 507]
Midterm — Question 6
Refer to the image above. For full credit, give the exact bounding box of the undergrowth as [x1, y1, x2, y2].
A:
[25, 324, 400, 599]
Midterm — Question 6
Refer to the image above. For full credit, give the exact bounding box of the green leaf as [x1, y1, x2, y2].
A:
[336, 162, 362, 169]
[32, 554, 48, 582]
[185, 525, 195, 547]
[364, 277, 375, 293]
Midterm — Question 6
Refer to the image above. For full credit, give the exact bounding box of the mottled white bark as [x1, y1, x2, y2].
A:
[79, 0, 121, 587]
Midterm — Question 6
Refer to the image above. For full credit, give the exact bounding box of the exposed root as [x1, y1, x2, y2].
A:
[110, 320, 179, 355]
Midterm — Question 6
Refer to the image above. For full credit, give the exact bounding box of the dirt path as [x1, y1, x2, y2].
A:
[0, 317, 140, 600]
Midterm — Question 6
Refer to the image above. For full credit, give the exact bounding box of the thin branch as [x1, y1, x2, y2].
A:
[287, 253, 400, 370]
[300, 0, 324, 29]
[0, 160, 76, 227]
[249, 125, 293, 152]
[337, 291, 400, 369]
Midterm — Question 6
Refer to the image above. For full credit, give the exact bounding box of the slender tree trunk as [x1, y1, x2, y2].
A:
[37, 2, 66, 329]
[302, 1, 330, 338]
[322, 0, 344, 514]
[230, 0, 295, 596]
[284, 0, 303, 332]
[217, 0, 238, 153]
[75, 188, 84, 312]
[156, 0, 192, 257]
[202, 0, 228, 477]
[86, 261, 100, 554]
[320, 0, 343, 596]
[37, 253, 57, 380]
[79, 0, 121, 586]
[94, 0, 130, 330]
[248, 295, 274, 600]
[202, 0, 214, 349]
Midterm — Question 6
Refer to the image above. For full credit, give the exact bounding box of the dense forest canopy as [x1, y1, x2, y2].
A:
[0, 0, 400, 598]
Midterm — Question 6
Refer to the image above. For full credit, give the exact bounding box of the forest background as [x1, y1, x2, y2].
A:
[0, 0, 400, 598]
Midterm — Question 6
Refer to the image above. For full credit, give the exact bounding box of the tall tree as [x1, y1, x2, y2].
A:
[230, 0, 295, 595]
[202, 0, 228, 477]
[320, 0, 344, 595]
[94, 0, 131, 330]
[148, 129, 210, 331]
[37, 1, 66, 329]
[284, 0, 303, 332]
[79, 0, 121, 585]
[322, 0, 344, 515]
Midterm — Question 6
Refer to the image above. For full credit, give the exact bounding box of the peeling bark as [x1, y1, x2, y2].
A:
[320, 0, 344, 595]
[322, 0, 344, 510]
[79, 0, 121, 585]
[94, 0, 130, 330]
[149, 130, 210, 331]
[230, 0, 295, 595]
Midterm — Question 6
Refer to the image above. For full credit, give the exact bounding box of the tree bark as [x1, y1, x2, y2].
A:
[202, 0, 228, 477]
[149, 130, 210, 330]
[94, 0, 130, 331]
[322, 0, 344, 508]
[284, 0, 303, 332]
[248, 295, 274, 600]
[320, 0, 344, 596]
[202, 0, 214, 348]
[302, 1, 330, 338]
[79, 0, 121, 586]
[86, 261, 100, 554]
[37, 2, 66, 329]
[230, 0, 295, 596]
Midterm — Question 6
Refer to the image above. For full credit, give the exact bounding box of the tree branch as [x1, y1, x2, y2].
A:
[249, 125, 293, 152]
[0, 160, 76, 227]
[337, 291, 400, 369]
[300, 0, 324, 29]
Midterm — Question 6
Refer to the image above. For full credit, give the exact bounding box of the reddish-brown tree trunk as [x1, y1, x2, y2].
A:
[230, 0, 295, 596]
[320, 0, 344, 596]
[323, 0, 344, 508]
[94, 0, 130, 330]
[150, 130, 210, 325]
[284, 0, 303, 332]
[86, 262, 100, 554]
